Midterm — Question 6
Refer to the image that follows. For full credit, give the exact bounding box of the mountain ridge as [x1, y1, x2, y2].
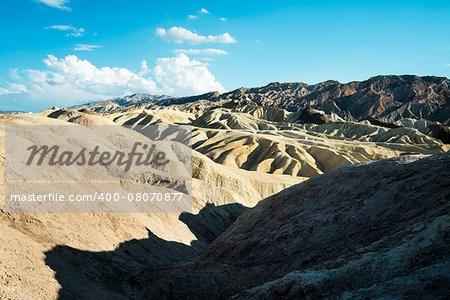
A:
[72, 75, 450, 124]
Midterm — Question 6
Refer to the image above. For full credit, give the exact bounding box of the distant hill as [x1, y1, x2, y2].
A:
[0, 110, 24, 114]
[73, 93, 172, 113]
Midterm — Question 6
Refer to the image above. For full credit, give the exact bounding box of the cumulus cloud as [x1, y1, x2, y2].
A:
[155, 26, 236, 44]
[42, 55, 158, 96]
[188, 15, 198, 20]
[198, 8, 210, 14]
[46, 25, 85, 37]
[220, 17, 227, 21]
[74, 44, 103, 51]
[154, 54, 224, 95]
[1, 54, 224, 108]
[36, 0, 70, 10]
[174, 48, 229, 55]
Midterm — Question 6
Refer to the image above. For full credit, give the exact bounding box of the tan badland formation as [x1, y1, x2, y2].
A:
[0, 75, 449, 299]
[0, 113, 303, 299]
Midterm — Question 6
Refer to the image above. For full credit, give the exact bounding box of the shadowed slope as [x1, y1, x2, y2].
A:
[44, 203, 247, 300]
[130, 153, 450, 299]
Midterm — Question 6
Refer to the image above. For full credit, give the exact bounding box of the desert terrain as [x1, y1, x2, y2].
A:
[0, 75, 449, 299]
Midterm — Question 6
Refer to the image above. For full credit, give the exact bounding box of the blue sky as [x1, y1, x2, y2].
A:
[0, 0, 449, 112]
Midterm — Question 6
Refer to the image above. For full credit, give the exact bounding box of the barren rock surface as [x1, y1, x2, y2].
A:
[132, 153, 450, 299]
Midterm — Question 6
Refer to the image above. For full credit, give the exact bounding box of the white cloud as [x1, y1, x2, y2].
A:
[0, 83, 29, 96]
[188, 15, 198, 20]
[36, 0, 70, 10]
[174, 48, 229, 55]
[220, 17, 227, 21]
[74, 44, 103, 51]
[10, 68, 21, 80]
[42, 55, 157, 95]
[141, 60, 149, 71]
[155, 26, 236, 44]
[198, 8, 210, 14]
[139, 60, 149, 76]
[154, 54, 224, 95]
[46, 25, 85, 37]
[445, 64, 450, 67]
[2, 54, 224, 107]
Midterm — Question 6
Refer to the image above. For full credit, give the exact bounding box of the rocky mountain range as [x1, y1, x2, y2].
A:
[77, 75, 450, 124]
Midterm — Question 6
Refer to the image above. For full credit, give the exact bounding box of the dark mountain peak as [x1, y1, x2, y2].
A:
[159, 91, 220, 106]
[267, 81, 281, 87]
[316, 79, 340, 86]
[264, 81, 309, 89]
[366, 74, 447, 85]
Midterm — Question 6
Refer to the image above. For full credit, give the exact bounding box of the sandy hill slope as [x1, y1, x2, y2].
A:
[42, 106, 449, 177]
[130, 153, 450, 299]
[191, 127, 447, 177]
[0, 113, 303, 299]
[107, 108, 195, 126]
[188, 107, 447, 177]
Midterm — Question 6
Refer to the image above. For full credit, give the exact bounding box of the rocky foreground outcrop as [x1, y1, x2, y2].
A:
[130, 153, 450, 299]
